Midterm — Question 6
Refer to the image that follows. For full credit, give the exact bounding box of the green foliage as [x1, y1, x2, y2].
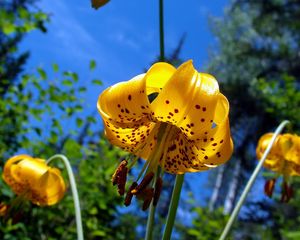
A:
[178, 207, 229, 240]
[253, 75, 300, 133]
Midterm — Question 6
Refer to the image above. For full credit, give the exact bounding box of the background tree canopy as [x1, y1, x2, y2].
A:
[0, 0, 299, 239]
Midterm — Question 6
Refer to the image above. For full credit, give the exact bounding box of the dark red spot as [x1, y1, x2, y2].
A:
[201, 118, 205, 122]
[165, 100, 170, 104]
[220, 140, 224, 143]
[174, 109, 179, 113]
[169, 144, 177, 151]
[128, 95, 132, 101]
[210, 138, 214, 141]
[202, 107, 206, 111]
[212, 143, 217, 146]
[195, 105, 200, 109]
[190, 131, 194, 135]
[125, 108, 130, 113]
[204, 139, 207, 142]
[117, 104, 121, 108]
[204, 156, 208, 160]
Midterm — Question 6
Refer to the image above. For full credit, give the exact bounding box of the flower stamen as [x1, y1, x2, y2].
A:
[132, 172, 154, 195]
[124, 182, 138, 206]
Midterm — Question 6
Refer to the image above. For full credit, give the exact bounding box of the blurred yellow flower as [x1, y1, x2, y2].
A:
[256, 133, 300, 176]
[98, 60, 233, 208]
[256, 133, 300, 202]
[3, 155, 66, 206]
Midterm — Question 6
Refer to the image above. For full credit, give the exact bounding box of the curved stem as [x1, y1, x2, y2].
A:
[219, 120, 290, 240]
[47, 154, 84, 240]
[162, 174, 184, 240]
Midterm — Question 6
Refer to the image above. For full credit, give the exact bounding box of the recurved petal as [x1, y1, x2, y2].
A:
[281, 134, 300, 164]
[161, 132, 209, 174]
[3, 155, 32, 191]
[144, 62, 176, 96]
[193, 118, 233, 166]
[98, 74, 152, 127]
[256, 133, 280, 160]
[264, 156, 283, 172]
[15, 158, 49, 185]
[151, 60, 201, 125]
[33, 169, 66, 206]
[104, 120, 160, 159]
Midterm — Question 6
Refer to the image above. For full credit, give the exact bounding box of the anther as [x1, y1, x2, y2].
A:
[112, 160, 128, 186]
[117, 167, 128, 196]
[131, 172, 154, 195]
[153, 177, 163, 206]
[264, 178, 276, 198]
[141, 188, 154, 211]
[281, 181, 293, 203]
[124, 182, 138, 206]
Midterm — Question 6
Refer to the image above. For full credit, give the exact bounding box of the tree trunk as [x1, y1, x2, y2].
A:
[223, 158, 241, 214]
[209, 164, 225, 211]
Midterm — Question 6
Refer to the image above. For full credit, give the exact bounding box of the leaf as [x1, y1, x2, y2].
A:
[37, 67, 47, 80]
[62, 79, 73, 87]
[76, 118, 83, 127]
[89, 60, 96, 71]
[92, 79, 103, 86]
[52, 63, 59, 72]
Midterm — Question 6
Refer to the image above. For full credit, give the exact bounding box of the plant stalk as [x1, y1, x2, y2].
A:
[47, 154, 84, 240]
[162, 174, 184, 240]
[159, 0, 165, 61]
[219, 120, 290, 240]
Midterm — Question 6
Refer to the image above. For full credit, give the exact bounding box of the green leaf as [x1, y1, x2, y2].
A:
[37, 67, 47, 80]
[92, 79, 103, 86]
[62, 79, 73, 87]
[52, 63, 59, 72]
[76, 118, 83, 127]
[89, 59, 96, 70]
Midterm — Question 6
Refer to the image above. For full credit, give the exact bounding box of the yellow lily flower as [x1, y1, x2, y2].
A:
[3, 155, 66, 206]
[256, 133, 300, 176]
[256, 133, 300, 202]
[98, 60, 233, 207]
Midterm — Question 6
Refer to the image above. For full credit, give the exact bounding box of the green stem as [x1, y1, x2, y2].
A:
[47, 154, 84, 240]
[159, 0, 165, 61]
[162, 174, 185, 240]
[145, 169, 160, 240]
[219, 120, 290, 240]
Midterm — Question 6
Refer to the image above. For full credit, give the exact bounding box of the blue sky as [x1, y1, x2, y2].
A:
[21, 0, 228, 114]
[20, 0, 231, 206]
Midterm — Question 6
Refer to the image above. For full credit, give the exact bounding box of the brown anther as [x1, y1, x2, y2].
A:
[131, 172, 154, 195]
[112, 160, 128, 186]
[264, 178, 276, 198]
[153, 177, 163, 206]
[281, 181, 293, 203]
[117, 167, 128, 196]
[141, 188, 154, 211]
[124, 182, 138, 206]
